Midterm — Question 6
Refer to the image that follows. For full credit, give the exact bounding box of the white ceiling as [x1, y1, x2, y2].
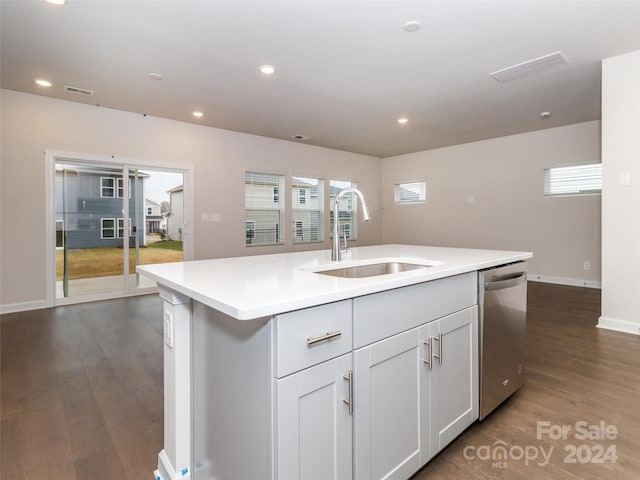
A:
[2, 0, 640, 158]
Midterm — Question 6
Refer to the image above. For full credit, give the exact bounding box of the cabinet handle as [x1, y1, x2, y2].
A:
[342, 370, 353, 414]
[431, 333, 443, 366]
[306, 330, 342, 346]
[422, 339, 432, 371]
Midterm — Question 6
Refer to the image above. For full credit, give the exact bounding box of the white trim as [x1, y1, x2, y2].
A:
[100, 176, 116, 198]
[101, 217, 117, 239]
[527, 274, 601, 289]
[45, 150, 195, 308]
[0, 300, 48, 315]
[597, 316, 640, 336]
[45, 151, 57, 307]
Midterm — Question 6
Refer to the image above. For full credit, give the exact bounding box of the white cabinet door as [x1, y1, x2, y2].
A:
[275, 353, 352, 480]
[422, 306, 478, 458]
[354, 328, 423, 480]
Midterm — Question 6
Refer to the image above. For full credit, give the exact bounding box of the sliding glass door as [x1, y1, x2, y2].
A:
[128, 167, 184, 291]
[54, 159, 185, 302]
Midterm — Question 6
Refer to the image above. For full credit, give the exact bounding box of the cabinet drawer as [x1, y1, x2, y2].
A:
[353, 272, 477, 348]
[274, 300, 352, 378]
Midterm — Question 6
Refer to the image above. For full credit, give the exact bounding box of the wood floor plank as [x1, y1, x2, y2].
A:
[2, 284, 639, 479]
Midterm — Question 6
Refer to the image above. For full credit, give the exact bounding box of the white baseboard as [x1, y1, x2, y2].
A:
[0, 300, 48, 315]
[597, 316, 640, 336]
[527, 274, 601, 289]
[156, 450, 191, 480]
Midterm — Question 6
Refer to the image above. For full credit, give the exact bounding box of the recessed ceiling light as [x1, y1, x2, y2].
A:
[397, 117, 409, 125]
[35, 79, 52, 87]
[403, 21, 421, 32]
[540, 111, 551, 119]
[45, 0, 68, 5]
[259, 65, 276, 75]
[148, 73, 163, 81]
[192, 111, 204, 118]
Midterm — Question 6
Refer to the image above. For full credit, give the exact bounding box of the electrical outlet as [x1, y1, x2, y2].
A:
[583, 261, 591, 271]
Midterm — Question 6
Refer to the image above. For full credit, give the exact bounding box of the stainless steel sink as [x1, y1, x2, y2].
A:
[314, 262, 430, 278]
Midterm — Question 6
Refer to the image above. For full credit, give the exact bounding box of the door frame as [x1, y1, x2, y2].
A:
[45, 150, 194, 307]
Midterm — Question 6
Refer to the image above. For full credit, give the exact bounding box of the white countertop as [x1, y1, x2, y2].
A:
[137, 244, 532, 320]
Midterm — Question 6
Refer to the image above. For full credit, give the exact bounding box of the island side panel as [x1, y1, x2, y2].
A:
[192, 300, 273, 479]
[156, 286, 193, 480]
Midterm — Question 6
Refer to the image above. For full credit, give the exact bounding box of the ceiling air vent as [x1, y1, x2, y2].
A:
[64, 85, 94, 96]
[489, 51, 569, 83]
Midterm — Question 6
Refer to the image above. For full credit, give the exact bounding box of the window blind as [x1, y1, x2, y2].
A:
[329, 180, 358, 240]
[544, 163, 602, 196]
[245, 172, 285, 246]
[291, 176, 324, 244]
[394, 181, 426, 204]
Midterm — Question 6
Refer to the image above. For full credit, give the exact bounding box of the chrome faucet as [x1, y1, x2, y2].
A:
[332, 187, 371, 262]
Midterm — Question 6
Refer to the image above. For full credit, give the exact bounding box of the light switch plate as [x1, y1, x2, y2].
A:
[619, 173, 631, 186]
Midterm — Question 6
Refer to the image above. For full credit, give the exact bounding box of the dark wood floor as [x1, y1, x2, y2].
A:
[414, 282, 640, 480]
[1, 282, 639, 479]
[1, 296, 164, 480]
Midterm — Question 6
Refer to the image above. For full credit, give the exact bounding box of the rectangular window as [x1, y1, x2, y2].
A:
[101, 177, 130, 198]
[117, 218, 132, 238]
[101, 177, 115, 197]
[117, 178, 125, 198]
[394, 181, 426, 204]
[544, 163, 602, 196]
[56, 220, 64, 249]
[147, 207, 153, 215]
[292, 176, 324, 244]
[245, 220, 256, 244]
[329, 179, 357, 241]
[100, 177, 131, 198]
[245, 172, 285, 246]
[101, 218, 116, 239]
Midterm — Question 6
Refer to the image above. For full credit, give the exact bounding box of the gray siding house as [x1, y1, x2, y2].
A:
[56, 167, 146, 249]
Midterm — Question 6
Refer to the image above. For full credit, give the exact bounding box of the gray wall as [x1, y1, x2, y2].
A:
[381, 121, 602, 285]
[0, 88, 603, 311]
[0, 89, 382, 310]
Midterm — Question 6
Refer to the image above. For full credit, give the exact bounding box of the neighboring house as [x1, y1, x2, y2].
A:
[165, 185, 184, 241]
[245, 173, 283, 245]
[329, 184, 355, 240]
[244, 174, 356, 245]
[55, 167, 146, 249]
[291, 177, 322, 243]
[145, 198, 163, 234]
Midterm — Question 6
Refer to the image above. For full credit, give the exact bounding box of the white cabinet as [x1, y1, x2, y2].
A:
[352, 274, 478, 480]
[421, 306, 478, 459]
[276, 353, 353, 480]
[353, 327, 424, 480]
[273, 300, 353, 480]
[190, 275, 478, 480]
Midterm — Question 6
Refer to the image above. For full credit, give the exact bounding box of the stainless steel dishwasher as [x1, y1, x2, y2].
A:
[478, 261, 528, 420]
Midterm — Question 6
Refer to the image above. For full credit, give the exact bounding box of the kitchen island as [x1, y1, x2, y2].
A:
[138, 244, 532, 480]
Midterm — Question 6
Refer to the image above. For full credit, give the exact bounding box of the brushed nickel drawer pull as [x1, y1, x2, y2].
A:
[422, 339, 432, 370]
[432, 333, 443, 366]
[342, 370, 353, 414]
[307, 330, 342, 346]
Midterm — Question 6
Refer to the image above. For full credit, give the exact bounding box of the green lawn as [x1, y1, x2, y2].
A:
[56, 245, 183, 280]
[148, 240, 183, 251]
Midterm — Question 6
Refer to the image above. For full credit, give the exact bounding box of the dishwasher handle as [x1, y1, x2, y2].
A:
[484, 272, 527, 291]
